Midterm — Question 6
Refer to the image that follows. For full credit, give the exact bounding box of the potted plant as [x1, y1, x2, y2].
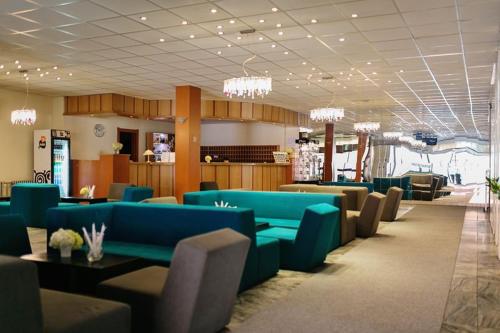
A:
[49, 228, 83, 258]
[486, 177, 500, 197]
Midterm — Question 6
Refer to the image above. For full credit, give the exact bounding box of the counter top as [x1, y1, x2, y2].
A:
[129, 162, 175, 165]
[201, 162, 291, 166]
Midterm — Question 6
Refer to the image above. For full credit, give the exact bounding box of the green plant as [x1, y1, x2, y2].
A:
[486, 177, 500, 194]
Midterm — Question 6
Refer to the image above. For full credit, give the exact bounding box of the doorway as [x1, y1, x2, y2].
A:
[117, 128, 139, 162]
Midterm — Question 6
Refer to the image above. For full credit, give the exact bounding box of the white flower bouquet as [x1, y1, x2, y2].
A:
[49, 228, 83, 258]
[112, 142, 123, 154]
[79, 184, 95, 198]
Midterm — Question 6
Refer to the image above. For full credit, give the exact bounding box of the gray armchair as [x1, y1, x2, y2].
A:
[0, 255, 131, 333]
[346, 192, 386, 238]
[108, 183, 133, 201]
[381, 187, 404, 222]
[97, 228, 251, 333]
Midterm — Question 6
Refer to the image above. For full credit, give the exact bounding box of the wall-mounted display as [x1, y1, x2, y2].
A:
[146, 132, 175, 162]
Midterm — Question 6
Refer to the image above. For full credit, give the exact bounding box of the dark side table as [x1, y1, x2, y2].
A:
[21, 251, 148, 294]
[60, 197, 108, 204]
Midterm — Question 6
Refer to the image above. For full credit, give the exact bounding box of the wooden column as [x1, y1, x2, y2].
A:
[355, 133, 368, 182]
[323, 123, 334, 181]
[175, 86, 201, 203]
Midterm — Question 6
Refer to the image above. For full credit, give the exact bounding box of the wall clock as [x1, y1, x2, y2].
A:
[94, 124, 105, 137]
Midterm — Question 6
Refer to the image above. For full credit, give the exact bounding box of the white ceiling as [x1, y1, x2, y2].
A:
[0, 0, 498, 138]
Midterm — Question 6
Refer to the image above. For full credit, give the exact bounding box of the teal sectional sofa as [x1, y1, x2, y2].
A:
[46, 202, 279, 291]
[373, 176, 412, 200]
[184, 190, 343, 250]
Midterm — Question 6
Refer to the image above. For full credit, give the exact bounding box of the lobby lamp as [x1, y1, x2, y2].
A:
[11, 79, 36, 126]
[144, 150, 155, 163]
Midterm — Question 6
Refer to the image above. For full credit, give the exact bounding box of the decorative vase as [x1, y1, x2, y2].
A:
[60, 245, 72, 258]
[87, 247, 103, 263]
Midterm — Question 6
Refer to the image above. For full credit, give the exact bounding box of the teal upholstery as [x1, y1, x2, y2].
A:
[373, 176, 412, 200]
[0, 214, 31, 256]
[321, 181, 374, 193]
[184, 190, 343, 251]
[257, 203, 339, 271]
[46, 202, 279, 291]
[122, 186, 153, 202]
[1, 183, 63, 228]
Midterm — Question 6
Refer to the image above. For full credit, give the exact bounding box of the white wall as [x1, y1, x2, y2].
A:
[201, 121, 299, 149]
[0, 87, 56, 180]
[52, 97, 174, 161]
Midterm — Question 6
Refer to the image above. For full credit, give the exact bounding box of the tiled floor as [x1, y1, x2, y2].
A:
[441, 207, 500, 332]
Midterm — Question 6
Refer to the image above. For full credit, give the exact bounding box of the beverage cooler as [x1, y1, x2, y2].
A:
[33, 129, 71, 197]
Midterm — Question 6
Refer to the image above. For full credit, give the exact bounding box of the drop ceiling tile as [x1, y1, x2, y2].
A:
[176, 49, 217, 60]
[153, 40, 198, 52]
[62, 39, 110, 51]
[92, 17, 150, 34]
[119, 56, 156, 66]
[239, 12, 296, 30]
[403, 7, 456, 26]
[146, 53, 188, 63]
[352, 14, 406, 31]
[28, 28, 75, 42]
[31, 0, 79, 7]
[98, 60, 129, 68]
[128, 10, 184, 29]
[124, 30, 174, 44]
[169, 3, 232, 23]
[0, 0, 39, 14]
[121, 44, 164, 56]
[0, 14, 41, 32]
[261, 26, 310, 41]
[57, 23, 113, 38]
[336, 0, 398, 17]
[15, 8, 78, 28]
[93, 35, 141, 48]
[409, 22, 458, 38]
[186, 36, 230, 48]
[394, 0, 453, 12]
[55, 1, 118, 21]
[304, 21, 357, 37]
[160, 24, 211, 39]
[215, 0, 276, 16]
[93, 48, 136, 59]
[89, 0, 160, 15]
[198, 19, 251, 34]
[149, 0, 206, 9]
[287, 5, 345, 25]
[361, 27, 412, 42]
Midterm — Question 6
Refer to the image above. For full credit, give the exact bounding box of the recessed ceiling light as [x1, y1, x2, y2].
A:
[25, 77, 29, 81]
[227, 44, 232, 47]
[286, 78, 290, 81]
[349, 73, 352, 76]
[399, 69, 404, 72]
[271, 7, 278, 12]
[364, 78, 369, 81]
[343, 86, 347, 89]
[312, 67, 316, 70]
[271, 44, 276, 48]
[57, 77, 61, 80]
[350, 67, 355, 70]
[347, 77, 350, 80]
[68, 73, 73, 76]
[23, 73, 27, 77]
[140, 16, 147, 21]
[237, 36, 242, 40]
[307, 34, 312, 38]
[283, 51, 288, 54]
[36, 68, 41, 71]
[288, 72, 293, 75]
[318, 79, 322, 82]
[278, 31, 283, 36]
[311, 19, 318, 23]
[337, 82, 341, 86]
[45, 71, 49, 75]
[367, 61, 372, 65]
[217, 50, 222, 55]
[189, 34, 195, 38]
[181, 20, 188, 25]
[339, 37, 345, 42]
[217, 25, 222, 29]
[6, 71, 10, 75]
[229, 19, 235, 24]
[259, 19, 265, 23]
[210, 8, 217, 13]
[387, 80, 392, 83]
[53, 66, 58, 70]
[302, 61, 307, 65]
[40, 73, 44, 77]
[340, 71, 344, 75]
[372, 72, 377, 75]
[159, 38, 165, 42]
[351, 13, 358, 18]
[265, 70, 269, 73]
[295, 86, 299, 88]
[218, 31, 223, 35]
[258, 37, 263, 40]
[0, 65, 3, 69]
[276, 23, 281, 28]
[14, 60, 19, 64]
[17, 65, 21, 69]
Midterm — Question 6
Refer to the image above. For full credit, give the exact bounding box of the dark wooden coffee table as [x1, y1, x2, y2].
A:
[0, 196, 10, 201]
[21, 251, 148, 294]
[60, 197, 108, 204]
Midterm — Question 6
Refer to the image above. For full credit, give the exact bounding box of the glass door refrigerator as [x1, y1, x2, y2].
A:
[33, 129, 71, 197]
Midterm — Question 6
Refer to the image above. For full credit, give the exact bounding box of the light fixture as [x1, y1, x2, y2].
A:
[339, 37, 345, 42]
[14, 60, 19, 64]
[237, 36, 242, 40]
[56, 77, 61, 80]
[367, 61, 371, 65]
[259, 19, 265, 23]
[278, 31, 283, 35]
[229, 19, 235, 24]
[223, 55, 272, 99]
[218, 31, 223, 35]
[53, 66, 58, 70]
[159, 38, 165, 42]
[307, 34, 312, 38]
[352, 13, 358, 18]
[189, 34, 195, 38]
[302, 61, 307, 65]
[284, 51, 288, 54]
[299, 127, 313, 133]
[354, 122, 380, 132]
[217, 25, 222, 29]
[182, 20, 188, 25]
[491, 63, 496, 85]
[227, 44, 232, 47]
[140, 16, 147, 21]
[68, 72, 73, 76]
[310, 107, 344, 122]
[11, 79, 36, 126]
[311, 19, 318, 23]
[383, 132, 402, 139]
[210, 8, 217, 13]
[143, 150, 155, 163]
[276, 23, 281, 28]
[0, 65, 3, 69]
[399, 69, 404, 72]
[271, 44, 276, 48]
[17, 65, 21, 69]
[399, 136, 426, 148]
[271, 7, 278, 12]
[217, 50, 222, 55]
[6, 71, 10, 75]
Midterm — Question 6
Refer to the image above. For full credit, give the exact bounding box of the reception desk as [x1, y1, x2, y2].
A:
[129, 162, 175, 197]
[200, 162, 292, 191]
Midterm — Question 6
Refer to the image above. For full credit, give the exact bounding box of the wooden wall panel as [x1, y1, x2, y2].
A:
[134, 98, 144, 117]
[151, 164, 160, 197]
[158, 100, 171, 118]
[66, 96, 78, 114]
[129, 163, 138, 186]
[253, 104, 263, 120]
[124, 96, 134, 116]
[214, 101, 228, 118]
[101, 94, 113, 113]
[112, 94, 124, 114]
[89, 95, 100, 113]
[242, 165, 253, 189]
[78, 95, 89, 114]
[228, 101, 241, 119]
[137, 164, 148, 186]
[149, 100, 158, 118]
[262, 166, 271, 191]
[216, 165, 229, 190]
[241, 102, 253, 119]
[253, 165, 263, 191]
[201, 100, 214, 118]
[270, 166, 279, 191]
[201, 165, 216, 182]
[229, 165, 242, 189]
[143, 100, 150, 119]
[263, 104, 273, 121]
[271, 106, 280, 122]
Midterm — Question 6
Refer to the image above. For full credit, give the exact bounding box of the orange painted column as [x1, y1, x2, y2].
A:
[354, 132, 368, 182]
[323, 123, 334, 181]
[175, 86, 201, 203]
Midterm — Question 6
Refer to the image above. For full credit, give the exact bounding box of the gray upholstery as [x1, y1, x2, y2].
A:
[347, 192, 386, 238]
[381, 187, 404, 222]
[108, 183, 133, 201]
[97, 228, 251, 333]
[140, 196, 178, 204]
[0, 255, 131, 333]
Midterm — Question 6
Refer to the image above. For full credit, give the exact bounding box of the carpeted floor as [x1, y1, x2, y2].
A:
[234, 205, 466, 333]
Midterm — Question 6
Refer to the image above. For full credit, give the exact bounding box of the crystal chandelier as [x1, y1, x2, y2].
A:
[382, 131, 402, 139]
[223, 55, 272, 99]
[354, 122, 380, 133]
[310, 107, 344, 122]
[11, 80, 36, 126]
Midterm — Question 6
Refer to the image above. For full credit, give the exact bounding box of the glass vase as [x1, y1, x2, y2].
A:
[87, 248, 103, 263]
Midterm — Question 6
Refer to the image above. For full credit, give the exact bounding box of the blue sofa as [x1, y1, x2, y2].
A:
[122, 186, 153, 202]
[0, 183, 74, 228]
[46, 202, 279, 291]
[320, 181, 374, 193]
[373, 176, 412, 200]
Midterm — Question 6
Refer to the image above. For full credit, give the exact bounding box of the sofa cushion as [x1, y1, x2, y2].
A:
[0, 202, 10, 215]
[101, 241, 174, 264]
[255, 217, 300, 229]
[255, 236, 280, 282]
[258, 227, 297, 241]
